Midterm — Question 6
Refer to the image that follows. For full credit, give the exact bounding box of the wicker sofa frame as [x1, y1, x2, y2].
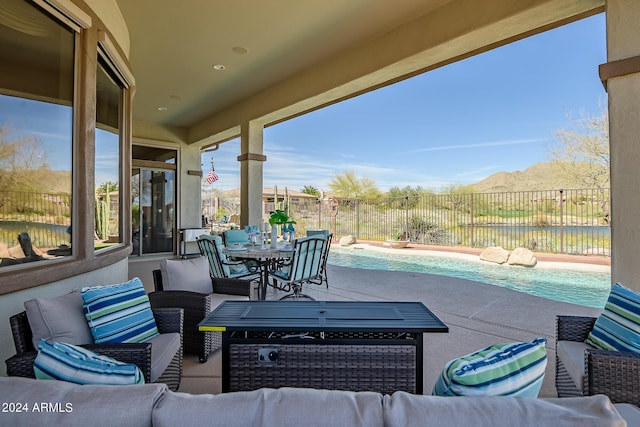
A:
[5, 307, 183, 391]
[556, 315, 640, 406]
[148, 269, 256, 363]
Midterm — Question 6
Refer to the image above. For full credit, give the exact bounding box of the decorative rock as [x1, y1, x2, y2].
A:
[479, 246, 510, 264]
[507, 247, 537, 267]
[339, 235, 357, 246]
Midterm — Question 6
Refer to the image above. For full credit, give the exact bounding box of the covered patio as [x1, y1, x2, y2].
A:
[1, 1, 639, 412]
[179, 262, 602, 397]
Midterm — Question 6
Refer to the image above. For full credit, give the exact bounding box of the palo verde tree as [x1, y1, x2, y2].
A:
[386, 185, 434, 209]
[328, 171, 381, 200]
[549, 107, 610, 223]
[550, 108, 609, 189]
[0, 125, 50, 193]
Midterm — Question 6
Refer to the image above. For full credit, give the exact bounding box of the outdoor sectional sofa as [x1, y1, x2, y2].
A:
[1, 376, 637, 426]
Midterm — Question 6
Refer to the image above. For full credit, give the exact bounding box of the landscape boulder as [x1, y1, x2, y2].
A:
[507, 247, 537, 267]
[339, 235, 357, 246]
[479, 246, 510, 264]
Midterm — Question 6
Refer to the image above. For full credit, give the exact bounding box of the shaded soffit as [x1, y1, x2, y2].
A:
[115, 0, 604, 144]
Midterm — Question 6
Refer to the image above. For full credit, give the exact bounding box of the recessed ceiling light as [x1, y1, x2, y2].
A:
[232, 46, 249, 54]
[157, 107, 168, 111]
[212, 64, 226, 71]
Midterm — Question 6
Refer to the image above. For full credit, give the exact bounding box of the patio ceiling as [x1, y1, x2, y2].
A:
[115, 0, 604, 145]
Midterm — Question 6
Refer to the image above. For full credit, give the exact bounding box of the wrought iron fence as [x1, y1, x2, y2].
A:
[0, 191, 71, 249]
[299, 188, 610, 256]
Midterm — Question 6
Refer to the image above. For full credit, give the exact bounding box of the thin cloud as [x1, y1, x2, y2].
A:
[454, 165, 500, 179]
[412, 138, 543, 153]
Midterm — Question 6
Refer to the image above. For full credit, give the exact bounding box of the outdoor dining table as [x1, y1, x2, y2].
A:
[223, 244, 293, 300]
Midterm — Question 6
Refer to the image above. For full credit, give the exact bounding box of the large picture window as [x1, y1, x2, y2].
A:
[95, 57, 123, 251]
[0, 0, 74, 268]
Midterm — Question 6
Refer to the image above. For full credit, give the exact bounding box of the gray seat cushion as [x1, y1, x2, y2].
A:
[159, 257, 213, 294]
[557, 340, 595, 392]
[24, 291, 93, 348]
[614, 403, 640, 427]
[384, 392, 626, 427]
[152, 387, 384, 427]
[147, 332, 181, 382]
[0, 376, 166, 427]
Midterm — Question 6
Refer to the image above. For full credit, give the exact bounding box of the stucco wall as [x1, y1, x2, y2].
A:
[84, 0, 130, 57]
[606, 0, 640, 290]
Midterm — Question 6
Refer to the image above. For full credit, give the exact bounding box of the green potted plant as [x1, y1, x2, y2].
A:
[268, 210, 296, 247]
[268, 209, 295, 227]
[386, 230, 409, 249]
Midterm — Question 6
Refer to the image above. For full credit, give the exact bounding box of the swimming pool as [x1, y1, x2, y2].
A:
[327, 246, 611, 308]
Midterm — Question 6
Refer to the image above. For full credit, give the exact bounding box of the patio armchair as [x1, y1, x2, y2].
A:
[149, 257, 255, 363]
[269, 236, 327, 300]
[556, 315, 640, 406]
[5, 303, 183, 391]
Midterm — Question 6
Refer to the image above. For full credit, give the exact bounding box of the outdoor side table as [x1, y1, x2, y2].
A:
[198, 300, 448, 394]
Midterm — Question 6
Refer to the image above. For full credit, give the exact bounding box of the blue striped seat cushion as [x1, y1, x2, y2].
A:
[432, 337, 547, 397]
[81, 278, 159, 344]
[34, 339, 144, 385]
[586, 283, 640, 353]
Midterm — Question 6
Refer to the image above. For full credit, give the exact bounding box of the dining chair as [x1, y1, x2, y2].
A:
[223, 229, 250, 247]
[306, 230, 332, 288]
[196, 235, 260, 286]
[269, 236, 327, 300]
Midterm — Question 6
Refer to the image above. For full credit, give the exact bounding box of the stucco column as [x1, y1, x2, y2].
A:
[238, 121, 267, 227]
[602, 0, 640, 289]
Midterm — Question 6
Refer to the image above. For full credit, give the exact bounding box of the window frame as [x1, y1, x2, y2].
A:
[130, 141, 179, 257]
[0, 0, 134, 295]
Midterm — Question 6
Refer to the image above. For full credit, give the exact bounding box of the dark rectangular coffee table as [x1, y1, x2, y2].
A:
[198, 300, 448, 394]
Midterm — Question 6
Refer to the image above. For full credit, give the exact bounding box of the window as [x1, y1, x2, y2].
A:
[95, 57, 123, 251]
[0, 0, 74, 268]
[131, 145, 176, 255]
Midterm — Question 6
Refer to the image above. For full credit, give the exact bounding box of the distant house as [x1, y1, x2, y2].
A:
[217, 188, 318, 219]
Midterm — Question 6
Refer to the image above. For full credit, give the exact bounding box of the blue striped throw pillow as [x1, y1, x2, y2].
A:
[34, 339, 144, 385]
[432, 337, 547, 397]
[586, 283, 640, 353]
[82, 278, 159, 344]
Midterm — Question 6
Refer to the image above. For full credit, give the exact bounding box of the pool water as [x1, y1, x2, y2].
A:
[327, 247, 611, 308]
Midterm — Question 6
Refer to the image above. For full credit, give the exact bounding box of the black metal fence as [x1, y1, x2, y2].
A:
[0, 191, 71, 249]
[297, 188, 610, 256]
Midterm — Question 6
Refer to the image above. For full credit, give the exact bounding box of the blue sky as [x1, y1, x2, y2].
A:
[204, 13, 607, 193]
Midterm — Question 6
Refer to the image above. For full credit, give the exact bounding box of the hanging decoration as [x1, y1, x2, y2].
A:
[206, 158, 218, 184]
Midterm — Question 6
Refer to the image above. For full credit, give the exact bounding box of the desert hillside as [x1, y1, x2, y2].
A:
[469, 162, 606, 193]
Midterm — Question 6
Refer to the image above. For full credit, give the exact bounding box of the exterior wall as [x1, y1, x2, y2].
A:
[84, 0, 130, 57]
[180, 144, 205, 229]
[606, 0, 640, 290]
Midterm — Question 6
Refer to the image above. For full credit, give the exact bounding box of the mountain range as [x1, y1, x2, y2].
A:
[469, 161, 607, 193]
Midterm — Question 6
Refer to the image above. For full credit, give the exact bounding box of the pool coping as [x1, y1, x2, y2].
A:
[333, 241, 611, 273]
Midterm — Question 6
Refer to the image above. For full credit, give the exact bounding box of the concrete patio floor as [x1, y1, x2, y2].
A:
[178, 262, 604, 397]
